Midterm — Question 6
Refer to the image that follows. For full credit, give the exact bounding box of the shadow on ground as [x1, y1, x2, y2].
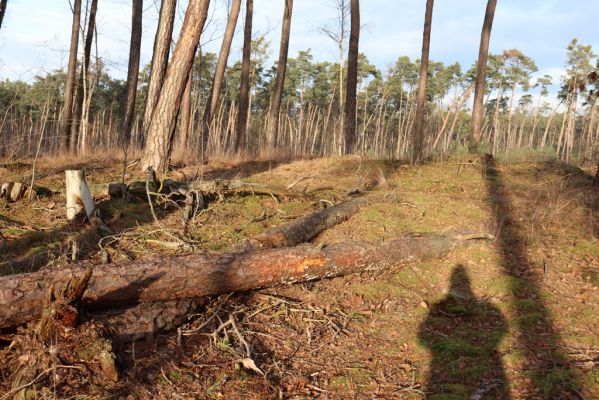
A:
[0, 196, 177, 276]
[419, 264, 510, 399]
[484, 156, 581, 397]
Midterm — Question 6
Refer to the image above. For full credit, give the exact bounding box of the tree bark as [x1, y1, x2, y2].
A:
[143, 0, 177, 142]
[236, 197, 366, 252]
[201, 0, 241, 156]
[94, 198, 365, 341]
[266, 0, 293, 149]
[61, 0, 82, 152]
[0, 0, 8, 31]
[412, 0, 434, 164]
[71, 0, 98, 153]
[343, 0, 360, 154]
[178, 68, 194, 151]
[235, 0, 253, 153]
[0, 232, 477, 329]
[121, 0, 143, 145]
[470, 0, 497, 152]
[141, 0, 210, 172]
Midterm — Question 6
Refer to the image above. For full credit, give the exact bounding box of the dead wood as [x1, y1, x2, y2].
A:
[93, 199, 366, 341]
[37, 267, 93, 344]
[89, 178, 309, 200]
[235, 197, 367, 252]
[0, 231, 483, 330]
[0, 181, 27, 202]
[90, 298, 206, 345]
[3, 266, 118, 399]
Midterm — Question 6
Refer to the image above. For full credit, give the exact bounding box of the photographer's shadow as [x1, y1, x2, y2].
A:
[418, 265, 510, 399]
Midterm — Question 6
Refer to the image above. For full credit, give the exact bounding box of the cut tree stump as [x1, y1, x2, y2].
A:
[0, 231, 485, 329]
[66, 170, 96, 220]
[0, 181, 27, 202]
[65, 170, 113, 236]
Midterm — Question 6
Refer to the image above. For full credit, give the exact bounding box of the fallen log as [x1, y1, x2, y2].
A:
[103, 198, 367, 341]
[0, 231, 482, 329]
[142, 197, 366, 253]
[89, 179, 307, 200]
[91, 298, 206, 344]
[236, 197, 367, 251]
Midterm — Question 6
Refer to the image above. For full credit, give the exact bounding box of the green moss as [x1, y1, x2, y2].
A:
[2, 227, 23, 236]
[207, 241, 228, 251]
[517, 312, 543, 329]
[168, 370, 183, 381]
[565, 239, 599, 257]
[488, 276, 532, 296]
[537, 368, 578, 398]
[582, 369, 599, 394]
[347, 366, 371, 386]
[429, 383, 468, 399]
[329, 376, 349, 388]
[513, 299, 541, 313]
[431, 339, 481, 360]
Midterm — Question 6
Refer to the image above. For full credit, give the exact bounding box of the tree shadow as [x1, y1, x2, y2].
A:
[0, 196, 177, 276]
[483, 156, 581, 397]
[419, 264, 511, 399]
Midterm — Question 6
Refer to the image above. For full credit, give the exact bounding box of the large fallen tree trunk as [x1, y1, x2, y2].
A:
[0, 232, 481, 329]
[101, 198, 367, 341]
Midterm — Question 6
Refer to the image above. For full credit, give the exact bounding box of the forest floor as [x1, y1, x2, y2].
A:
[1, 154, 598, 399]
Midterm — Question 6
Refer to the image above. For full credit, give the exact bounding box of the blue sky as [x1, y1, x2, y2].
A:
[0, 0, 597, 97]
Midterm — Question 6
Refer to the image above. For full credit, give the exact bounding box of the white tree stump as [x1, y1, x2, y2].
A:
[0, 182, 27, 202]
[65, 170, 96, 221]
[10, 182, 26, 201]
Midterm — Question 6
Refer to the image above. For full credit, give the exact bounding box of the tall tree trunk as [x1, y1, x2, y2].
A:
[201, 0, 241, 156]
[141, 0, 210, 172]
[529, 94, 543, 147]
[178, 68, 193, 152]
[0, 0, 8, 31]
[143, 0, 177, 143]
[235, 0, 253, 153]
[71, 0, 98, 154]
[343, 0, 360, 154]
[506, 82, 516, 149]
[121, 0, 143, 146]
[266, 0, 293, 149]
[61, 0, 82, 152]
[412, 0, 434, 164]
[470, 0, 497, 152]
[557, 94, 572, 158]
